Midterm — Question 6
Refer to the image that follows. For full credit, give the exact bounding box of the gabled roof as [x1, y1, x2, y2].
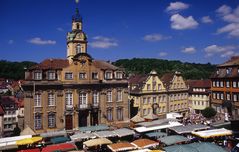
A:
[161, 73, 174, 87]
[128, 74, 148, 84]
[187, 80, 210, 88]
[29, 59, 69, 70]
[218, 56, 239, 67]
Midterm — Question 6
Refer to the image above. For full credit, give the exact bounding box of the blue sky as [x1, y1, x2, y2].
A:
[0, 0, 239, 64]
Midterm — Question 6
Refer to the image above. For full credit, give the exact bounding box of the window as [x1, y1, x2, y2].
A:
[220, 81, 224, 87]
[213, 93, 216, 99]
[226, 93, 231, 100]
[107, 91, 112, 102]
[216, 81, 219, 87]
[143, 98, 146, 104]
[105, 72, 112, 79]
[226, 68, 232, 75]
[93, 92, 99, 106]
[107, 108, 113, 121]
[34, 71, 42, 80]
[76, 44, 82, 53]
[226, 81, 230, 88]
[233, 94, 238, 102]
[34, 114, 42, 130]
[153, 97, 156, 103]
[65, 92, 73, 107]
[148, 108, 151, 114]
[158, 96, 161, 102]
[48, 113, 56, 128]
[147, 97, 151, 104]
[34, 94, 41, 107]
[147, 84, 150, 91]
[79, 92, 87, 107]
[143, 109, 147, 115]
[92, 72, 98, 79]
[116, 90, 122, 101]
[158, 84, 161, 90]
[233, 81, 237, 88]
[153, 83, 156, 91]
[48, 93, 55, 106]
[65, 72, 73, 80]
[79, 73, 86, 79]
[212, 81, 215, 87]
[117, 108, 123, 121]
[217, 93, 220, 99]
[115, 72, 123, 79]
[48, 71, 56, 80]
[221, 93, 224, 100]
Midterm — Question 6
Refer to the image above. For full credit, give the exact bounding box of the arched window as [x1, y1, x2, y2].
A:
[76, 23, 79, 29]
[76, 44, 81, 53]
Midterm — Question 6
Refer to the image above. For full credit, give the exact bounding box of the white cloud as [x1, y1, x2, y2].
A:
[216, 5, 232, 15]
[204, 44, 238, 58]
[159, 52, 168, 57]
[182, 47, 196, 54]
[216, 5, 239, 38]
[57, 27, 64, 31]
[89, 36, 118, 49]
[143, 34, 171, 42]
[216, 23, 239, 37]
[28, 37, 56, 45]
[166, 2, 189, 13]
[170, 14, 199, 30]
[8, 40, 14, 44]
[201, 16, 213, 24]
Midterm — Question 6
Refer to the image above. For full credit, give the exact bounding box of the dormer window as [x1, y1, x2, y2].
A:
[48, 71, 56, 80]
[226, 68, 232, 75]
[216, 70, 219, 75]
[92, 72, 98, 80]
[105, 71, 112, 79]
[34, 71, 42, 80]
[115, 71, 123, 79]
[79, 72, 86, 79]
[65, 72, 73, 80]
[76, 44, 82, 53]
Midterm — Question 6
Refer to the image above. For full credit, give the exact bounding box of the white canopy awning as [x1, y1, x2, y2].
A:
[134, 121, 182, 133]
[192, 128, 232, 138]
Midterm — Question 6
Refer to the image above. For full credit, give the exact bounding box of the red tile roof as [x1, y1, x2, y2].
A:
[29, 59, 69, 70]
[161, 73, 174, 86]
[42, 143, 76, 152]
[93, 60, 119, 70]
[0, 105, 4, 115]
[187, 79, 210, 88]
[218, 56, 239, 67]
[128, 74, 148, 84]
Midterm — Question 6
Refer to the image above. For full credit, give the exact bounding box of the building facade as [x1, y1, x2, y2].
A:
[161, 72, 189, 115]
[129, 71, 188, 118]
[187, 80, 210, 114]
[23, 8, 129, 133]
[211, 56, 239, 119]
[129, 70, 167, 117]
[0, 105, 4, 137]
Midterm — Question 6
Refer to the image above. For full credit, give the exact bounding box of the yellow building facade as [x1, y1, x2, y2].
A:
[129, 71, 189, 118]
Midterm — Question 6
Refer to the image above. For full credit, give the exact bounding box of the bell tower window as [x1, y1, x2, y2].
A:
[76, 23, 79, 30]
[76, 44, 82, 53]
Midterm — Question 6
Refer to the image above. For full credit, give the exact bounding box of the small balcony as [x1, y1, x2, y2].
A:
[65, 105, 74, 111]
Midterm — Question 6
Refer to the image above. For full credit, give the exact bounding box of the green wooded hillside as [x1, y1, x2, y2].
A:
[0, 60, 37, 80]
[113, 58, 216, 80]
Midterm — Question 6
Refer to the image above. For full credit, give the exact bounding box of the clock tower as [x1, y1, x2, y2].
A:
[67, 8, 88, 62]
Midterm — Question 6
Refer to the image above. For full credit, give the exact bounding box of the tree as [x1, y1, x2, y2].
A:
[202, 107, 217, 118]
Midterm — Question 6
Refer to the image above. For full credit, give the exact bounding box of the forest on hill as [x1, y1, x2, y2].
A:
[0, 60, 37, 80]
[113, 58, 216, 80]
[0, 58, 216, 80]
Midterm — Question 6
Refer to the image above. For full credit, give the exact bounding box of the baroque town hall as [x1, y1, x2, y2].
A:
[23, 8, 129, 133]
